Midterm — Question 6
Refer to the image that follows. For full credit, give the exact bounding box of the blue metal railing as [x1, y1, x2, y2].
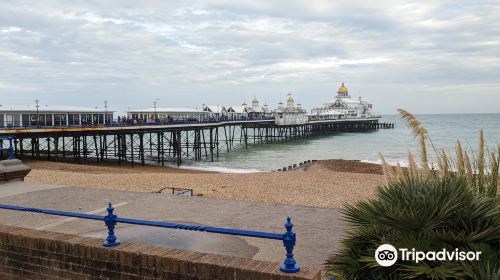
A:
[0, 202, 301, 273]
[0, 137, 15, 160]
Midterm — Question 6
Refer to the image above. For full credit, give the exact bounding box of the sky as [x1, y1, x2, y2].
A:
[0, 0, 499, 114]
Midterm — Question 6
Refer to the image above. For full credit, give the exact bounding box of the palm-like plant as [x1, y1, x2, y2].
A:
[326, 110, 500, 280]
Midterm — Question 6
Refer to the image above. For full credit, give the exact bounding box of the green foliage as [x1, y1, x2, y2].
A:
[327, 111, 500, 279]
[326, 176, 500, 280]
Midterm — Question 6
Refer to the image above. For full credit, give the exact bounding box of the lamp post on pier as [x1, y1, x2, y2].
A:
[153, 98, 159, 121]
[104, 100, 108, 125]
[35, 99, 40, 128]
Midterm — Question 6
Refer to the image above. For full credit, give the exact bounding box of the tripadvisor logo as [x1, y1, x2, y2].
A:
[375, 244, 398, 267]
[375, 244, 482, 267]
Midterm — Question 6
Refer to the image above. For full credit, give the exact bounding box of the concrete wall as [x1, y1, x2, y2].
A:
[0, 224, 321, 280]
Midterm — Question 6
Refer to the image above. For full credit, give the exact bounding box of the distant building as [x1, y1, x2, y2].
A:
[0, 105, 114, 128]
[246, 97, 262, 119]
[262, 101, 271, 116]
[127, 107, 210, 122]
[227, 105, 248, 120]
[309, 82, 374, 121]
[246, 97, 272, 119]
[274, 94, 307, 125]
[203, 105, 227, 120]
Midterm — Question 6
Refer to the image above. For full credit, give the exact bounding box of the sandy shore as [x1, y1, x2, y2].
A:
[24, 160, 385, 209]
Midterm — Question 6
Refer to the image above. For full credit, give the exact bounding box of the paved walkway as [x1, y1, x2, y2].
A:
[0, 181, 345, 268]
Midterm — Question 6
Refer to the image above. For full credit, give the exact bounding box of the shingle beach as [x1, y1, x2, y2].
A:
[25, 160, 385, 209]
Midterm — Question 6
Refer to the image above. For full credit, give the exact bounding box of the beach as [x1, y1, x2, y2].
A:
[24, 160, 385, 209]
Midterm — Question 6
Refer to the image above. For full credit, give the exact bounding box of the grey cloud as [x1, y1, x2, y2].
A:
[0, 0, 499, 113]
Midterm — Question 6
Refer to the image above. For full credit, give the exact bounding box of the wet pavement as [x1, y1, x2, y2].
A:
[0, 181, 345, 267]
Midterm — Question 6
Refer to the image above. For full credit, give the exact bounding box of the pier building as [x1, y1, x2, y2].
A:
[0, 85, 393, 167]
[246, 97, 272, 119]
[127, 108, 210, 122]
[203, 105, 228, 120]
[309, 82, 374, 121]
[274, 94, 307, 125]
[227, 106, 248, 119]
[0, 105, 114, 128]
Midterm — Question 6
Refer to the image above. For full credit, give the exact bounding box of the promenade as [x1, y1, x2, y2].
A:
[0, 181, 345, 268]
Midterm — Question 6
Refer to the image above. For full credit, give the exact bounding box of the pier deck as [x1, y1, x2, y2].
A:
[0, 118, 392, 166]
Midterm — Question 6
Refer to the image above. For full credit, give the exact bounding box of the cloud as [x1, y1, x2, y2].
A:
[0, 0, 499, 113]
[0, 26, 22, 33]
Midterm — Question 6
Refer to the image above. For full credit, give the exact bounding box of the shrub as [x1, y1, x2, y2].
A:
[326, 110, 500, 280]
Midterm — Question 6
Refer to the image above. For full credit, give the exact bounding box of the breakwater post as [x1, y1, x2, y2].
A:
[279, 160, 315, 172]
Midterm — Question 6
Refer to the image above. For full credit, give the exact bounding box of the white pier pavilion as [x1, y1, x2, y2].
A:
[127, 108, 210, 122]
[0, 105, 114, 127]
[274, 94, 307, 125]
[309, 82, 374, 121]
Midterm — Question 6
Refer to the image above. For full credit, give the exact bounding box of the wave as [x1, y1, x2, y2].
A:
[360, 158, 410, 167]
[177, 165, 262, 174]
[140, 159, 262, 173]
[361, 158, 454, 171]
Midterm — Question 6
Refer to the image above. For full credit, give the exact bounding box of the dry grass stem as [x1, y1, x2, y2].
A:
[382, 110, 499, 197]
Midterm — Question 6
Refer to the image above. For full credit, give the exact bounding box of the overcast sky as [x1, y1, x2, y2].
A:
[1, 0, 499, 114]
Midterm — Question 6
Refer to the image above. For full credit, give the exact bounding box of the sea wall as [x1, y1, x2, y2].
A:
[0, 224, 321, 280]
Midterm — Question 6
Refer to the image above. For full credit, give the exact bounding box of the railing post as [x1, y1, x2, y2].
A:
[103, 202, 120, 247]
[8, 137, 15, 160]
[280, 217, 300, 273]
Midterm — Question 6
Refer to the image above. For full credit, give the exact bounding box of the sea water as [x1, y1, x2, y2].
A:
[179, 114, 500, 172]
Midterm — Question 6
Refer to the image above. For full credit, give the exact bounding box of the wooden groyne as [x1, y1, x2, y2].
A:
[277, 160, 316, 172]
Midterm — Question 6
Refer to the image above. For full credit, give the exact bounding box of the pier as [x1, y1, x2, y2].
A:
[0, 118, 393, 166]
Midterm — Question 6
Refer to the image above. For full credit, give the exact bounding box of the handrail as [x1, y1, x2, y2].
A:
[0, 137, 15, 159]
[0, 115, 383, 130]
[0, 202, 301, 273]
[0, 117, 277, 130]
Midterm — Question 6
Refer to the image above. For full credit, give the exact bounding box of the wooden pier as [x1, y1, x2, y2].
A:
[0, 119, 393, 166]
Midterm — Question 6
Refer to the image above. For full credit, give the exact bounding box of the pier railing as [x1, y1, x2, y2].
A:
[0, 202, 301, 273]
[0, 116, 389, 130]
[0, 117, 276, 130]
[0, 137, 14, 160]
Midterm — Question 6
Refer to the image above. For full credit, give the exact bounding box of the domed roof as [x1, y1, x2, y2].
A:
[337, 82, 348, 94]
[252, 96, 259, 104]
[287, 96, 295, 103]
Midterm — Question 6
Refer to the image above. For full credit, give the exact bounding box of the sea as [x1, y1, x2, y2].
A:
[177, 114, 500, 173]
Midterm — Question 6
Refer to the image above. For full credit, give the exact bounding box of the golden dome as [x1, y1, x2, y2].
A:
[337, 82, 348, 94]
[252, 96, 259, 104]
[287, 96, 295, 103]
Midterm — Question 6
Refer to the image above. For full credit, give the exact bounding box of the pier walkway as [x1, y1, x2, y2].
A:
[0, 181, 344, 268]
[0, 117, 387, 134]
[0, 117, 391, 166]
